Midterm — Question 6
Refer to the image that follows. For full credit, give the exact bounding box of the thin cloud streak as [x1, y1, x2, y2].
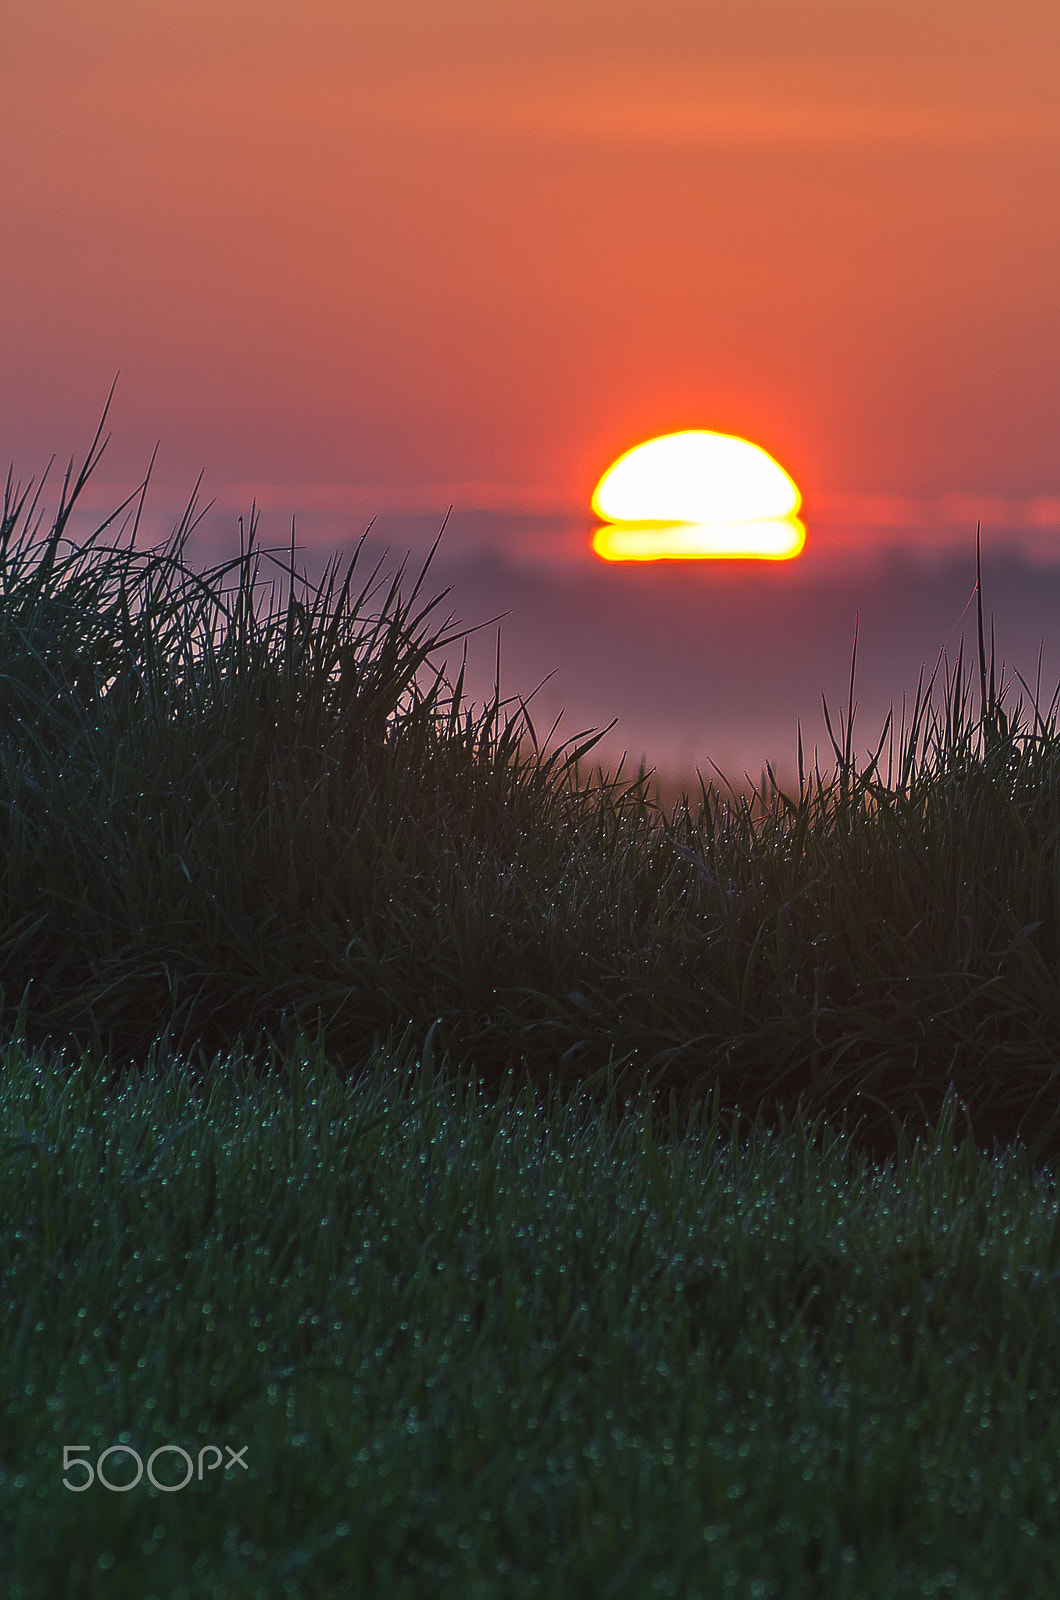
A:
[69, 478, 1060, 531]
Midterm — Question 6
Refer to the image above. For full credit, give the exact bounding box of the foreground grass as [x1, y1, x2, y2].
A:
[3, 1029, 1060, 1598]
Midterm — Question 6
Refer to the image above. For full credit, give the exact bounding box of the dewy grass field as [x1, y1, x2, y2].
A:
[4, 418, 1060, 1596]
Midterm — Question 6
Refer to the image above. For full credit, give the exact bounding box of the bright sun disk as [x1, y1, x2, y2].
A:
[590, 429, 804, 562]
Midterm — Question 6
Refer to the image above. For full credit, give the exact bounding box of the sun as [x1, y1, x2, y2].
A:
[590, 429, 805, 562]
[592, 431, 800, 524]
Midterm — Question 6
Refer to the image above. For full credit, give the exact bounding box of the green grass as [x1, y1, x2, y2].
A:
[4, 1029, 1060, 1598]
[4, 413, 1060, 1593]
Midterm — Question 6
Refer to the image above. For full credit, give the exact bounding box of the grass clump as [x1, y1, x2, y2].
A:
[0, 416, 621, 1073]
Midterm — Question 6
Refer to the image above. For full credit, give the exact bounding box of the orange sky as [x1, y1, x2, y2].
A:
[3, 1, 1060, 565]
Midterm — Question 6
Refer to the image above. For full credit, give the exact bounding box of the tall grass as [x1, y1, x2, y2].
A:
[3, 416, 1060, 1169]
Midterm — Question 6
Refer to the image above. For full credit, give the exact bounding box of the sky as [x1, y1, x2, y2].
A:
[4, 1, 1060, 789]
